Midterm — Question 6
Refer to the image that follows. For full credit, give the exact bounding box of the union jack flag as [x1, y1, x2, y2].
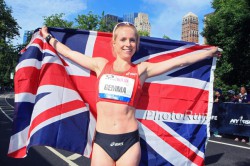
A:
[8, 27, 216, 166]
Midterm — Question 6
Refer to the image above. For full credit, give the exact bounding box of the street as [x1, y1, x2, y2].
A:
[0, 93, 250, 166]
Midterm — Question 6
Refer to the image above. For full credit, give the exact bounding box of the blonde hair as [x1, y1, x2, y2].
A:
[112, 22, 140, 51]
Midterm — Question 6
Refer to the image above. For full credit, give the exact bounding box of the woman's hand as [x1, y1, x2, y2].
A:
[210, 46, 222, 58]
[39, 26, 50, 39]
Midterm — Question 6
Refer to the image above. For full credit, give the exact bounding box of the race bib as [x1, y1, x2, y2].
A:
[99, 74, 135, 102]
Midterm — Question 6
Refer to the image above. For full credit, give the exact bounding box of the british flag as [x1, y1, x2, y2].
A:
[8, 27, 216, 166]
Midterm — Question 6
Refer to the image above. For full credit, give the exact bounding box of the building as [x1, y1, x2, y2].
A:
[23, 30, 33, 44]
[103, 12, 151, 35]
[181, 12, 199, 43]
[123, 13, 138, 24]
[103, 14, 119, 24]
[134, 13, 151, 35]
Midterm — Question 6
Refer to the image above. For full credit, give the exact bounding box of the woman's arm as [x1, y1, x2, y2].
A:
[140, 47, 220, 79]
[40, 26, 107, 75]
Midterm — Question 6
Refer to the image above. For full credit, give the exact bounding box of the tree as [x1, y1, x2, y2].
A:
[43, 13, 74, 28]
[163, 35, 171, 40]
[98, 11, 116, 32]
[202, 0, 250, 91]
[0, 0, 20, 41]
[0, 44, 19, 84]
[0, 0, 20, 86]
[43, 11, 116, 33]
[138, 30, 150, 37]
[75, 11, 99, 31]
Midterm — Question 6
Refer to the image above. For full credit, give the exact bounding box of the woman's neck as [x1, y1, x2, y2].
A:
[113, 59, 132, 73]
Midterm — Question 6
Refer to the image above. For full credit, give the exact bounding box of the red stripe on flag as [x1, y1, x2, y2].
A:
[39, 63, 78, 90]
[139, 119, 204, 166]
[70, 75, 98, 119]
[31, 38, 43, 48]
[31, 38, 57, 55]
[28, 100, 85, 138]
[14, 67, 40, 94]
[137, 83, 208, 114]
[147, 45, 212, 63]
[92, 32, 114, 61]
[7, 146, 27, 158]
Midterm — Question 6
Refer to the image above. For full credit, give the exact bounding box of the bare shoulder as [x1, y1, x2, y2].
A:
[93, 57, 108, 65]
[93, 57, 109, 76]
[137, 62, 150, 75]
[136, 62, 151, 84]
[137, 61, 151, 69]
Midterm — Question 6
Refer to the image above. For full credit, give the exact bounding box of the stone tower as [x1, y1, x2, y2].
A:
[181, 12, 199, 43]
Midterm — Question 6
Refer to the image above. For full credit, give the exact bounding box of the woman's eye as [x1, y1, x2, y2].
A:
[120, 38, 136, 43]
[130, 39, 136, 42]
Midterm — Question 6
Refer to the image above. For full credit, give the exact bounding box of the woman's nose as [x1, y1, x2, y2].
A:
[125, 40, 131, 46]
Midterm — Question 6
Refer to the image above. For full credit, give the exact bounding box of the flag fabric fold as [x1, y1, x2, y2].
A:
[8, 27, 216, 166]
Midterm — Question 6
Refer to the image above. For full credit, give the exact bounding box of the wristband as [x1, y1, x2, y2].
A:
[45, 34, 53, 43]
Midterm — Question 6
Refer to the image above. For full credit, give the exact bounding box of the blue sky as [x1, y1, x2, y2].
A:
[6, 0, 214, 45]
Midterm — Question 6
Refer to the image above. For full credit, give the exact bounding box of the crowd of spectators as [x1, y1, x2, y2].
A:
[214, 85, 250, 104]
[212, 85, 250, 144]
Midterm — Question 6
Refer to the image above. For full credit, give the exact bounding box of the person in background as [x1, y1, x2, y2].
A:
[234, 86, 248, 142]
[245, 85, 250, 104]
[214, 89, 225, 103]
[213, 88, 224, 137]
[226, 90, 238, 103]
[245, 85, 250, 144]
[237, 86, 248, 103]
[235, 135, 247, 143]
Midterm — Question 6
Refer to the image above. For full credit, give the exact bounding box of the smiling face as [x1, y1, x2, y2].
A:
[112, 23, 140, 61]
[112, 26, 137, 60]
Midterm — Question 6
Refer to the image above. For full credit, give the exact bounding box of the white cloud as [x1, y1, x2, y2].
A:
[6, 0, 214, 45]
[142, 0, 213, 43]
[5, 0, 87, 45]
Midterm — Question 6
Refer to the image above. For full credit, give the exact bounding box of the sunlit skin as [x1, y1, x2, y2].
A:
[40, 24, 221, 166]
[113, 27, 137, 61]
[93, 27, 141, 166]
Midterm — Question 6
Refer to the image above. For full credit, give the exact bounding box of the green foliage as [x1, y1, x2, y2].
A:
[43, 11, 117, 33]
[0, 0, 20, 40]
[163, 35, 171, 40]
[138, 30, 150, 37]
[98, 11, 116, 32]
[0, 44, 19, 84]
[43, 13, 74, 28]
[0, 0, 20, 86]
[202, 0, 250, 93]
[75, 11, 99, 30]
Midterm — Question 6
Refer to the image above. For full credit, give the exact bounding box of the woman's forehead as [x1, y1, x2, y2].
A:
[115, 26, 136, 37]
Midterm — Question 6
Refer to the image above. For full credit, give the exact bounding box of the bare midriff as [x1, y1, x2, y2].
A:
[96, 101, 138, 134]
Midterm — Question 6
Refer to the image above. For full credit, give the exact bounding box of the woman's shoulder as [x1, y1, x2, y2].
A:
[94, 57, 109, 67]
[136, 61, 150, 69]
[94, 57, 109, 76]
[94, 57, 108, 63]
[135, 62, 147, 72]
